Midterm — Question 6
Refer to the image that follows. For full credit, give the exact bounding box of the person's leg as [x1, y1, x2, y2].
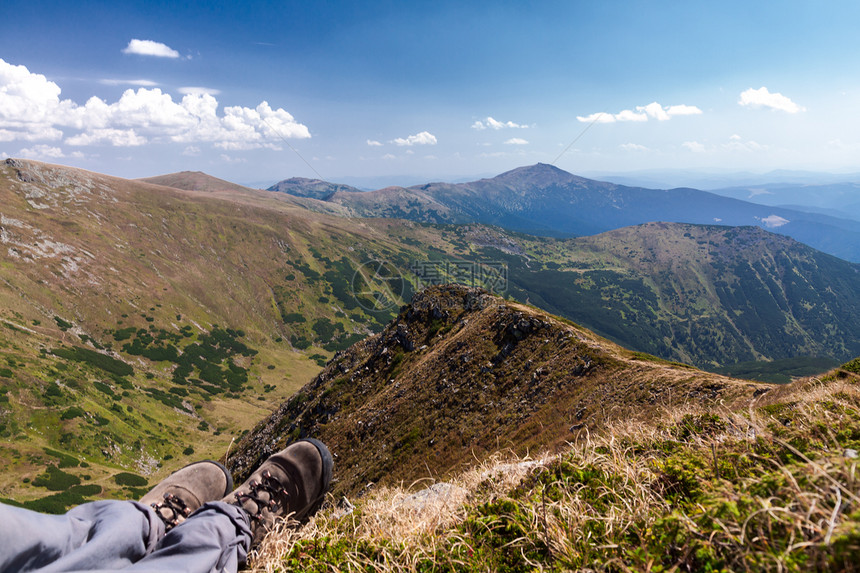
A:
[0, 459, 234, 573]
[0, 500, 162, 573]
[124, 439, 334, 573]
[122, 502, 251, 573]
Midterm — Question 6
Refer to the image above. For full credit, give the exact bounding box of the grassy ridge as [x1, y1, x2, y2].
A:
[251, 364, 860, 572]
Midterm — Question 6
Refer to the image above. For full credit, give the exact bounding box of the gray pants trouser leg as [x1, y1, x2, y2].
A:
[0, 500, 252, 573]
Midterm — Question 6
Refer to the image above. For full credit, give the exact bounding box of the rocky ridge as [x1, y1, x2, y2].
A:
[227, 284, 768, 495]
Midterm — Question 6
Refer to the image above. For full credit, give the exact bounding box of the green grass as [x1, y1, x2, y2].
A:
[251, 374, 860, 573]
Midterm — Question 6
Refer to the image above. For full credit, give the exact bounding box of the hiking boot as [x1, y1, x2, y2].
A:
[223, 438, 333, 543]
[140, 460, 234, 530]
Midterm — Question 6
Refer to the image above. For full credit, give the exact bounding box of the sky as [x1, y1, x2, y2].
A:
[2, 0, 860, 186]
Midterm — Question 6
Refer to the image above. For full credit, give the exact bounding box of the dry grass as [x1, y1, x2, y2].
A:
[247, 372, 860, 572]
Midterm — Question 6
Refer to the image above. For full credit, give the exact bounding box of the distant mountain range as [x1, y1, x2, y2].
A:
[146, 165, 860, 369]
[707, 182, 860, 222]
[268, 163, 860, 263]
[582, 168, 860, 191]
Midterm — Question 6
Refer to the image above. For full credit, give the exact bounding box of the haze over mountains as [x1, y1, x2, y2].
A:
[269, 163, 860, 263]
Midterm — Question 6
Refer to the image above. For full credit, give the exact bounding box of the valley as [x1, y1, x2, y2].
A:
[1, 157, 858, 514]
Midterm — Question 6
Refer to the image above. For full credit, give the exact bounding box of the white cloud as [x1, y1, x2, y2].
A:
[759, 214, 790, 228]
[576, 112, 616, 124]
[18, 144, 65, 159]
[723, 134, 765, 152]
[366, 139, 383, 147]
[0, 59, 310, 150]
[738, 87, 805, 113]
[178, 86, 221, 96]
[620, 143, 648, 151]
[504, 138, 529, 145]
[219, 154, 246, 164]
[122, 39, 180, 59]
[665, 104, 703, 116]
[638, 102, 670, 121]
[392, 131, 437, 146]
[577, 102, 702, 123]
[382, 153, 396, 160]
[472, 116, 528, 130]
[66, 128, 147, 147]
[0, 59, 69, 141]
[99, 79, 159, 87]
[682, 141, 706, 153]
[615, 109, 648, 122]
[182, 145, 201, 156]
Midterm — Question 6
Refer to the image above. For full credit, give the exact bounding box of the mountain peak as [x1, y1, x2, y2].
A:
[267, 177, 362, 199]
[137, 171, 253, 193]
[491, 163, 583, 186]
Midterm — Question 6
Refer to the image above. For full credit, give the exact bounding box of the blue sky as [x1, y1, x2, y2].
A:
[2, 0, 860, 185]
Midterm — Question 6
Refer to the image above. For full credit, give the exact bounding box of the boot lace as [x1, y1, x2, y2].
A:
[150, 492, 192, 528]
[234, 470, 289, 521]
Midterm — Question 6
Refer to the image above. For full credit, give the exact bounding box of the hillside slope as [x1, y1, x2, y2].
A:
[509, 222, 860, 368]
[0, 158, 442, 507]
[249, 360, 860, 572]
[139, 168, 860, 370]
[227, 285, 768, 495]
[2, 159, 858, 510]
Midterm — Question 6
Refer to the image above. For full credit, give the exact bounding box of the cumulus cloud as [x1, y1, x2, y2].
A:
[0, 59, 310, 150]
[18, 144, 65, 159]
[122, 39, 180, 58]
[366, 139, 383, 147]
[620, 143, 648, 151]
[577, 102, 702, 123]
[472, 116, 528, 130]
[392, 131, 437, 146]
[66, 128, 147, 147]
[759, 214, 790, 228]
[0, 59, 69, 141]
[504, 138, 529, 145]
[738, 87, 805, 113]
[665, 104, 702, 116]
[682, 141, 706, 153]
